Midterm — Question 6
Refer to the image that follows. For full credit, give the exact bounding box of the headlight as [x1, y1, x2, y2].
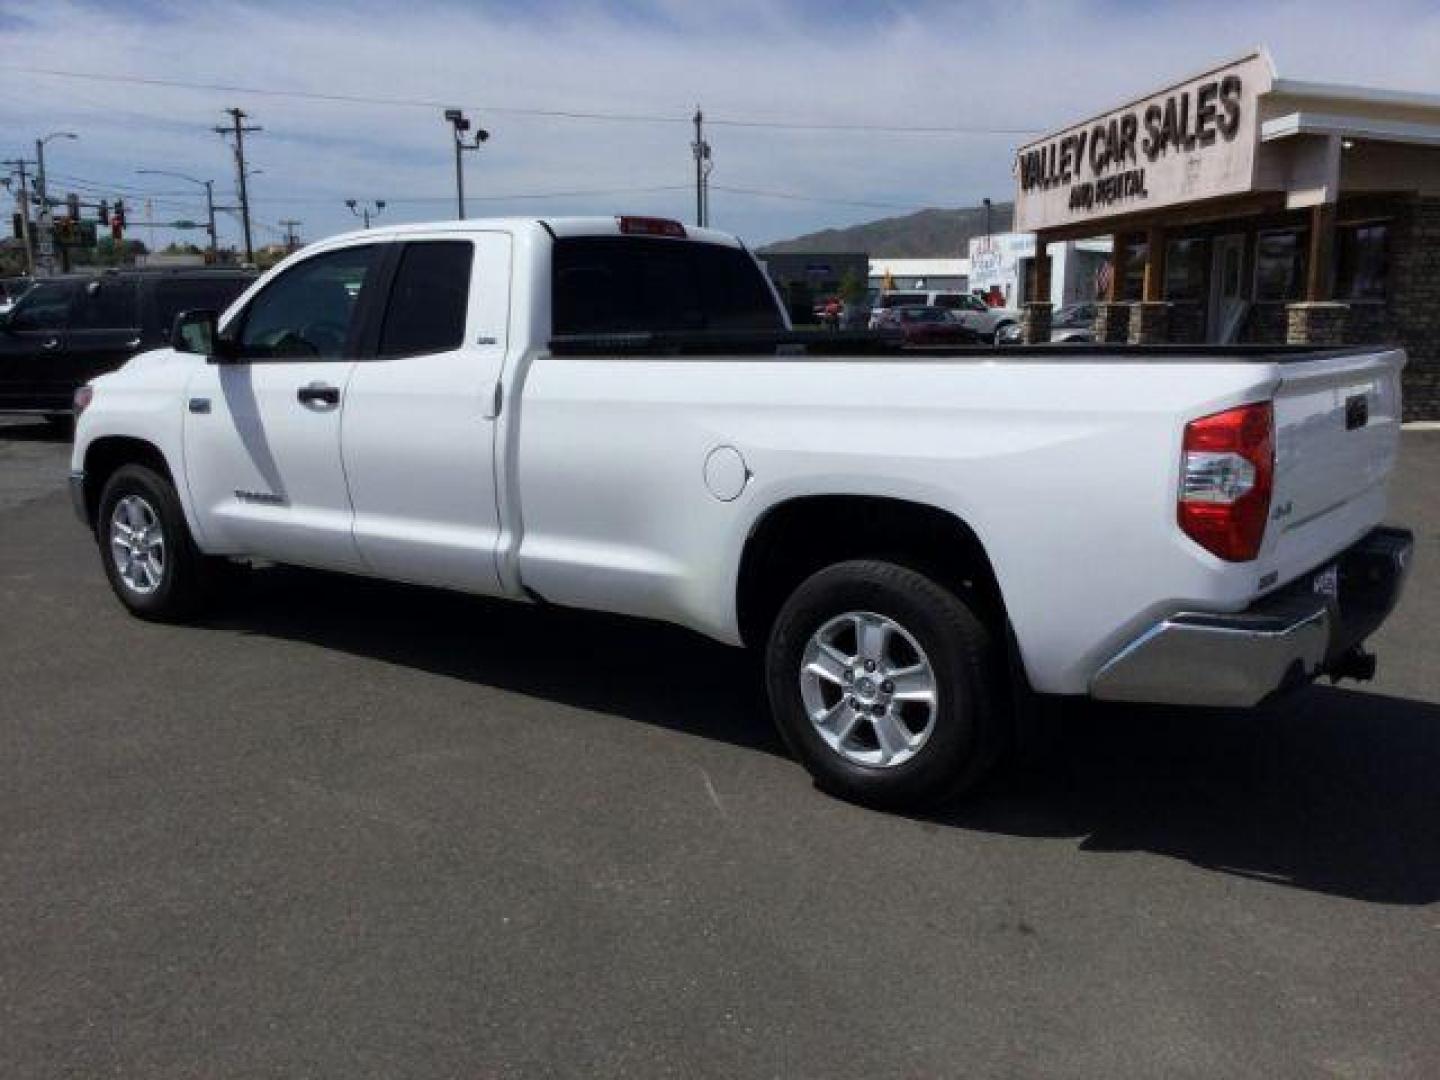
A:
[73, 384, 94, 417]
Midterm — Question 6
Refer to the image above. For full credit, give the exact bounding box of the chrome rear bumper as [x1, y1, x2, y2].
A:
[1091, 527, 1414, 707]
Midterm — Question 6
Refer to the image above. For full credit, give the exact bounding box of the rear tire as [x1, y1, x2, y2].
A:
[992, 322, 1015, 344]
[765, 560, 1003, 810]
[96, 464, 214, 622]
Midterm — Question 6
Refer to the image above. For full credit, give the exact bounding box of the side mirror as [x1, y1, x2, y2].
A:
[171, 309, 236, 362]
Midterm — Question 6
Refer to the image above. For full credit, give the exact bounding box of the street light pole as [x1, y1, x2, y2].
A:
[34, 131, 76, 277]
[444, 109, 490, 220]
[137, 170, 218, 258]
[345, 199, 385, 229]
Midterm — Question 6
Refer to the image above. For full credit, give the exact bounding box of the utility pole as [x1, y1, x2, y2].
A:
[2, 158, 36, 274]
[691, 108, 712, 228]
[214, 108, 261, 263]
[345, 199, 385, 229]
[279, 218, 302, 252]
[33, 132, 76, 277]
[443, 109, 490, 220]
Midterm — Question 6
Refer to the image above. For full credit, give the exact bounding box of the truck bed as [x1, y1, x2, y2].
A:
[549, 328, 1382, 362]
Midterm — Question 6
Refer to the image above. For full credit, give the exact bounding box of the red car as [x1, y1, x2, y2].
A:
[875, 305, 983, 345]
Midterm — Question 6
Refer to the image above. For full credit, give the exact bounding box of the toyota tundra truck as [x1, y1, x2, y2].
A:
[67, 216, 1413, 808]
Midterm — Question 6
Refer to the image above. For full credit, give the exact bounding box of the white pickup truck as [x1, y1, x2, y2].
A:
[68, 216, 1413, 808]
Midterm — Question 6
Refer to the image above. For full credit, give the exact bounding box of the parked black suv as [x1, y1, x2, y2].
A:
[0, 268, 256, 416]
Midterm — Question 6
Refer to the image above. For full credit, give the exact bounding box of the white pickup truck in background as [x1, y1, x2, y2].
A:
[68, 216, 1413, 808]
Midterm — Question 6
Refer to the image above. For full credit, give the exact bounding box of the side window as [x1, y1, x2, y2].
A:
[378, 241, 474, 357]
[8, 281, 73, 331]
[70, 278, 140, 330]
[237, 246, 379, 359]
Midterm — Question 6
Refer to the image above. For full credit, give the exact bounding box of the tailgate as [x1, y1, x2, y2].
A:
[1262, 348, 1405, 583]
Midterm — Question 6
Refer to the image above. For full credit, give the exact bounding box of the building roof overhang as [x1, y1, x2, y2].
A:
[1261, 111, 1440, 148]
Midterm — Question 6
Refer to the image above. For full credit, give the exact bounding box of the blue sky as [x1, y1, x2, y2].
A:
[1, 0, 1437, 251]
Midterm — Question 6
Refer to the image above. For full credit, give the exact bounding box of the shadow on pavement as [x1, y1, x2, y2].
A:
[947, 690, 1440, 905]
[0, 418, 71, 443]
[204, 565, 785, 756]
[207, 566, 1440, 905]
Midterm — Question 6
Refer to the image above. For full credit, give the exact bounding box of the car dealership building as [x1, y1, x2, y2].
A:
[1013, 50, 1440, 419]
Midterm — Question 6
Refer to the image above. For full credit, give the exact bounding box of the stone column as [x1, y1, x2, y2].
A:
[1094, 302, 1131, 343]
[1287, 301, 1351, 346]
[1128, 302, 1169, 344]
[1021, 302, 1053, 344]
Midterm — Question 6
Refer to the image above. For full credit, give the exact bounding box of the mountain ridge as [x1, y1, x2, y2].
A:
[758, 203, 1016, 258]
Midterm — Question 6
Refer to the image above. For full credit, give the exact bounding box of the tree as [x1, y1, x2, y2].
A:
[838, 267, 867, 305]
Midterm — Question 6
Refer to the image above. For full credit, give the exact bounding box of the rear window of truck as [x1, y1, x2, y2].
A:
[552, 237, 783, 335]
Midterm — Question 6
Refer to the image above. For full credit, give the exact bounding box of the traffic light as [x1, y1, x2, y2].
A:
[111, 199, 125, 240]
[65, 191, 80, 221]
[97, 200, 109, 226]
[12, 213, 21, 240]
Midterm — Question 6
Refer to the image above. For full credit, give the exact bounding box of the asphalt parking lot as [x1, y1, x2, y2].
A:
[2, 417, 1437, 1079]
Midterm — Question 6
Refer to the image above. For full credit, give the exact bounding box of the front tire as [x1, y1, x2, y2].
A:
[96, 464, 214, 621]
[765, 560, 1002, 809]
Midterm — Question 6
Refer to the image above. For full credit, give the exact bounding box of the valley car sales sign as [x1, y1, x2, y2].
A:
[1015, 52, 1273, 232]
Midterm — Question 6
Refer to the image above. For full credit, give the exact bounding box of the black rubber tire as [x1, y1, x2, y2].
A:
[96, 463, 214, 622]
[991, 322, 1015, 344]
[765, 560, 1003, 810]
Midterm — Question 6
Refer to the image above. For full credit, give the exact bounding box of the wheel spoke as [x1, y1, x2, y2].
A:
[872, 710, 913, 763]
[814, 700, 861, 744]
[805, 643, 851, 686]
[855, 614, 890, 664]
[888, 664, 936, 705]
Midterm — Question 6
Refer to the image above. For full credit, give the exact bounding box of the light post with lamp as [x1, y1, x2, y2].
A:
[137, 169, 218, 258]
[443, 109, 489, 220]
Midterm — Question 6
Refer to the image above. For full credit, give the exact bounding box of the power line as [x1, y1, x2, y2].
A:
[0, 64, 1039, 136]
[709, 184, 940, 212]
[236, 184, 691, 205]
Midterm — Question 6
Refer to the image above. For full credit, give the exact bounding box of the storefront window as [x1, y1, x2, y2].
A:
[1336, 222, 1389, 301]
[1254, 230, 1309, 302]
[1119, 236, 1147, 301]
[1164, 238, 1208, 302]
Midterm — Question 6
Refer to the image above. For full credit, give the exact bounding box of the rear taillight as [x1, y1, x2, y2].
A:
[1178, 401, 1274, 562]
[73, 384, 93, 418]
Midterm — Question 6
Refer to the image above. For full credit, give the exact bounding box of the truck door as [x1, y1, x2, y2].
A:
[342, 233, 511, 594]
[0, 279, 75, 411]
[182, 243, 383, 571]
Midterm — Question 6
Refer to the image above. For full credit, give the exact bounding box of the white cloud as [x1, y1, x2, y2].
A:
[1, 0, 1436, 248]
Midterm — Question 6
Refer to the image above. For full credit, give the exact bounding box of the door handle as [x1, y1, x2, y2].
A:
[41, 338, 59, 350]
[296, 382, 340, 407]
